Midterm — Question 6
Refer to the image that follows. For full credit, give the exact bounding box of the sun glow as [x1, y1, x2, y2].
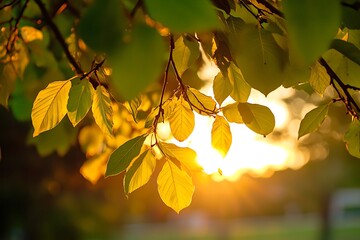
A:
[157, 85, 310, 181]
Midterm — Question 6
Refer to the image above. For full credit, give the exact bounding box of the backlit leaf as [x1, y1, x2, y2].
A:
[173, 36, 200, 76]
[222, 103, 243, 123]
[144, 0, 220, 33]
[309, 61, 330, 95]
[344, 119, 360, 158]
[283, 0, 341, 65]
[105, 134, 147, 177]
[159, 142, 202, 172]
[92, 86, 113, 135]
[124, 96, 142, 123]
[186, 88, 217, 115]
[20, 26, 43, 43]
[67, 79, 94, 126]
[231, 25, 286, 96]
[31, 79, 72, 137]
[157, 160, 195, 213]
[238, 103, 275, 135]
[211, 116, 232, 157]
[169, 96, 195, 141]
[80, 150, 110, 184]
[213, 71, 232, 106]
[298, 103, 330, 139]
[227, 63, 251, 102]
[124, 149, 156, 194]
[111, 24, 166, 100]
[331, 39, 360, 66]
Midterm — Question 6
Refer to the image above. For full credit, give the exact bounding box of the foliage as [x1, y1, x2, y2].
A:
[1, 0, 360, 212]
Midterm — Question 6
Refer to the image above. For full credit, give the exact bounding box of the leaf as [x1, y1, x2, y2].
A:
[238, 103, 275, 136]
[144, 0, 220, 33]
[211, 116, 232, 157]
[169, 96, 195, 141]
[124, 149, 156, 194]
[213, 71, 232, 106]
[20, 26, 43, 43]
[159, 142, 202, 172]
[67, 79, 94, 126]
[80, 151, 110, 184]
[341, 4, 360, 29]
[77, 0, 124, 52]
[222, 103, 243, 124]
[124, 96, 142, 123]
[105, 134, 147, 177]
[227, 63, 251, 102]
[186, 88, 217, 115]
[230, 25, 287, 96]
[331, 39, 360, 66]
[31, 79, 72, 137]
[157, 160, 195, 213]
[110, 24, 166, 100]
[283, 0, 341, 65]
[28, 117, 77, 157]
[173, 36, 200, 76]
[92, 86, 113, 135]
[298, 103, 330, 139]
[309, 61, 330, 95]
[344, 120, 360, 158]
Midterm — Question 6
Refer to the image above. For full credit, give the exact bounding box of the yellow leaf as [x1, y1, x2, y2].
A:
[169, 96, 195, 141]
[186, 87, 217, 115]
[20, 26, 43, 43]
[92, 86, 113, 135]
[31, 80, 72, 137]
[157, 160, 195, 213]
[222, 103, 244, 123]
[159, 142, 202, 172]
[213, 71, 232, 106]
[211, 116, 232, 157]
[80, 150, 110, 184]
[124, 149, 156, 194]
[309, 61, 330, 95]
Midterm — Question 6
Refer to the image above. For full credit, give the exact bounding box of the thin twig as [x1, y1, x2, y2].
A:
[319, 57, 360, 119]
[130, 0, 143, 18]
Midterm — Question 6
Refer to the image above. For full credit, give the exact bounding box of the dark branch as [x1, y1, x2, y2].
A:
[255, 0, 284, 18]
[319, 57, 360, 119]
[130, 0, 143, 18]
[0, 0, 20, 10]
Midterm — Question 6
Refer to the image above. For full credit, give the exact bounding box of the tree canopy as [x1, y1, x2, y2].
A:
[1, 0, 360, 212]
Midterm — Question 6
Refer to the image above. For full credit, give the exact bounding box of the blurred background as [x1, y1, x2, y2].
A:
[1, 85, 360, 240]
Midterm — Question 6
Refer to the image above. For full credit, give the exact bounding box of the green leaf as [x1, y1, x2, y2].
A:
[144, 0, 220, 33]
[344, 119, 360, 158]
[67, 79, 94, 126]
[169, 96, 195, 141]
[331, 39, 360, 65]
[124, 96, 142, 123]
[283, 0, 341, 65]
[92, 86, 113, 136]
[231, 25, 287, 96]
[341, 4, 360, 29]
[31, 79, 72, 137]
[124, 149, 156, 194]
[211, 116, 232, 157]
[298, 103, 330, 139]
[309, 61, 330, 95]
[157, 160, 195, 213]
[222, 103, 243, 124]
[77, 0, 124, 52]
[8, 79, 33, 121]
[159, 142, 202, 172]
[213, 71, 232, 106]
[110, 24, 166, 100]
[186, 87, 217, 115]
[28, 117, 77, 157]
[173, 36, 200, 76]
[227, 63, 251, 102]
[105, 134, 147, 177]
[238, 103, 275, 136]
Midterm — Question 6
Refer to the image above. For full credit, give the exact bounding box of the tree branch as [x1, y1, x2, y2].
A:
[319, 57, 360, 119]
[33, 0, 100, 88]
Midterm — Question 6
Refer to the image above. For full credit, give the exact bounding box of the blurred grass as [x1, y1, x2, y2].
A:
[120, 216, 360, 240]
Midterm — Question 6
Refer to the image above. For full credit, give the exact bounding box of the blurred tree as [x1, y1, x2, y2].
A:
[0, 0, 360, 216]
